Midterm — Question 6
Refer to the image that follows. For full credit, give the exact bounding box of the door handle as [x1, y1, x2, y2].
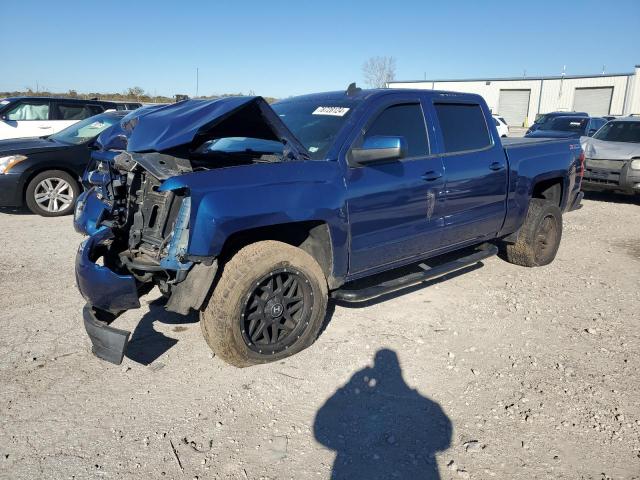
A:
[38, 126, 51, 129]
[421, 171, 442, 182]
[489, 162, 504, 171]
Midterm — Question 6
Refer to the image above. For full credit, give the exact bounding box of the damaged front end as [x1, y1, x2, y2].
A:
[75, 96, 307, 364]
[75, 152, 218, 364]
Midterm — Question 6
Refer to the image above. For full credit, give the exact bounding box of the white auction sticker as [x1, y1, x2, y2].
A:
[312, 106, 350, 116]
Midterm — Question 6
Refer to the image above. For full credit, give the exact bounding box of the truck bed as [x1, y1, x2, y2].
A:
[497, 135, 583, 237]
[501, 137, 578, 148]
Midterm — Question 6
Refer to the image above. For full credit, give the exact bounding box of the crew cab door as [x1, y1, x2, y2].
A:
[344, 95, 445, 276]
[51, 101, 104, 134]
[430, 100, 508, 245]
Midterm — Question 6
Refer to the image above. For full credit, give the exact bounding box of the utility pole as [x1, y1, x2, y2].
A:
[196, 67, 199, 98]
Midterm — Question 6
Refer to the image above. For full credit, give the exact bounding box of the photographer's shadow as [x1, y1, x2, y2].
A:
[314, 349, 452, 480]
[125, 296, 199, 365]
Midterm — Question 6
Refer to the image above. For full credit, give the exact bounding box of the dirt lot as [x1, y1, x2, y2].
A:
[0, 192, 639, 480]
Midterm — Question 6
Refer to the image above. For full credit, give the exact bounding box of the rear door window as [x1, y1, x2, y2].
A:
[4, 101, 50, 121]
[434, 103, 492, 153]
[88, 105, 104, 116]
[362, 103, 429, 157]
[54, 102, 97, 121]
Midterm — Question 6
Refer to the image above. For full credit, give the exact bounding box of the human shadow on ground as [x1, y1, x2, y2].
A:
[314, 349, 452, 480]
[125, 296, 199, 365]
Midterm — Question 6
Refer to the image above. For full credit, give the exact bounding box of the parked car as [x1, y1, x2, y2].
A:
[580, 117, 640, 195]
[527, 111, 589, 135]
[0, 96, 125, 141]
[74, 88, 584, 366]
[525, 116, 607, 139]
[493, 115, 509, 137]
[0, 111, 127, 216]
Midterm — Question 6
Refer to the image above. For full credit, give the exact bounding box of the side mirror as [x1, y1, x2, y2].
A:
[588, 129, 597, 136]
[351, 136, 407, 164]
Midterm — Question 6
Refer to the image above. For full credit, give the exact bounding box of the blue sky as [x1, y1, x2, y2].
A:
[2, 0, 639, 98]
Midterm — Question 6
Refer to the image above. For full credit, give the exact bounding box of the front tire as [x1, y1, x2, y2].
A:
[25, 170, 80, 217]
[503, 198, 562, 267]
[201, 240, 328, 367]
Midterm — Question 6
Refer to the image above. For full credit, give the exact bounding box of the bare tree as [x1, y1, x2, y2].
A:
[126, 86, 145, 99]
[362, 56, 396, 88]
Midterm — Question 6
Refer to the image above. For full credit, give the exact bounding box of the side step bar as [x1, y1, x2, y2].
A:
[331, 244, 499, 303]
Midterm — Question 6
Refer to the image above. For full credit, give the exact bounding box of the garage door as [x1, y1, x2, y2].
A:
[498, 89, 531, 127]
[573, 87, 613, 116]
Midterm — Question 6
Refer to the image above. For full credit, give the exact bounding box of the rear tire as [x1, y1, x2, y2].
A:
[200, 240, 328, 367]
[503, 199, 562, 267]
[25, 170, 80, 217]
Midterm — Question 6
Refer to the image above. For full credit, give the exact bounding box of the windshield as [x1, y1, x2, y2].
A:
[272, 98, 360, 159]
[540, 117, 588, 133]
[593, 121, 640, 143]
[51, 113, 121, 145]
[534, 114, 549, 125]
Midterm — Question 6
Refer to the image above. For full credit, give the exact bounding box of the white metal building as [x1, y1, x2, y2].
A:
[388, 65, 640, 127]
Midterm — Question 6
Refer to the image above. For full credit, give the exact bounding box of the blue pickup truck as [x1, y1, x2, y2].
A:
[74, 86, 584, 367]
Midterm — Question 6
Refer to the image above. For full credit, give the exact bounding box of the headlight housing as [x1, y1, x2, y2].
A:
[630, 159, 640, 170]
[0, 155, 27, 174]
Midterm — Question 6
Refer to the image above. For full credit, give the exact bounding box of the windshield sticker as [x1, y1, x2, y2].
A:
[312, 106, 350, 117]
[308, 146, 319, 153]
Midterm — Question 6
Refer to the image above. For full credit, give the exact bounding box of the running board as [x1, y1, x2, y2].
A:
[331, 244, 499, 303]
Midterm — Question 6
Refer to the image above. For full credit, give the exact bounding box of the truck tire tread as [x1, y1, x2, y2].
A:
[200, 240, 328, 367]
[503, 198, 562, 267]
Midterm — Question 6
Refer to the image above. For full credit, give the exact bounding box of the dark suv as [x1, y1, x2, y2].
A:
[527, 111, 589, 135]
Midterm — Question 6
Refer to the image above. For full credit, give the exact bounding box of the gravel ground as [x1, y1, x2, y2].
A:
[0, 192, 639, 480]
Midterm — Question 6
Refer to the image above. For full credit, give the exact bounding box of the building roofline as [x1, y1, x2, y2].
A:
[389, 72, 634, 84]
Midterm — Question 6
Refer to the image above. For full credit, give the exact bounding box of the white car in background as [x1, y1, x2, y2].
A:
[493, 115, 509, 137]
[0, 97, 128, 140]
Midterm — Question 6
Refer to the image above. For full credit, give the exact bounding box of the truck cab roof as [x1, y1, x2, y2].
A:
[277, 88, 484, 104]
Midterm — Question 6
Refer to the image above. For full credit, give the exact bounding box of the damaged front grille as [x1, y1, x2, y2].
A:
[128, 174, 184, 254]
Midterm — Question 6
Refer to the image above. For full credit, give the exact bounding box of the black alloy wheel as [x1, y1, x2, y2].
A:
[240, 268, 313, 355]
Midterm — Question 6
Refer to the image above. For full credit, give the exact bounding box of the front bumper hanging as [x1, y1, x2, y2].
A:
[75, 228, 142, 313]
[83, 305, 131, 365]
[75, 228, 142, 364]
[76, 226, 219, 365]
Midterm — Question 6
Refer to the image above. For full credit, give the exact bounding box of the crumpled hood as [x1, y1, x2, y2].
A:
[0, 137, 68, 156]
[580, 136, 640, 160]
[122, 96, 309, 160]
